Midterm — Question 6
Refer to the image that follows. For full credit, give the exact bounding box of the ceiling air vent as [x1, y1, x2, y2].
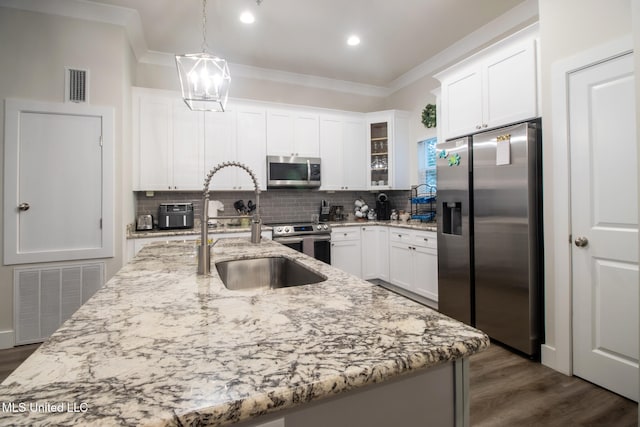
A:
[65, 67, 89, 103]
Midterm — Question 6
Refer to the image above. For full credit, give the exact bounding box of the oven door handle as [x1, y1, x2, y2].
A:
[311, 235, 331, 241]
[274, 236, 304, 244]
[307, 159, 311, 184]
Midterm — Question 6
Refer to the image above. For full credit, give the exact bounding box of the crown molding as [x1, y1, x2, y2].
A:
[0, 0, 149, 59]
[139, 50, 391, 97]
[1, 0, 538, 98]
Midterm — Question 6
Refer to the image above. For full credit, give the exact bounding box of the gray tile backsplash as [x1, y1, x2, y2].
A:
[135, 189, 412, 224]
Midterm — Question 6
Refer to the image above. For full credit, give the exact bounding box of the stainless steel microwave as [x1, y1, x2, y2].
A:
[267, 156, 321, 188]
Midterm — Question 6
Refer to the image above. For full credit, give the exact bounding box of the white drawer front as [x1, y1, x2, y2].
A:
[389, 228, 411, 243]
[331, 227, 361, 241]
[412, 231, 437, 249]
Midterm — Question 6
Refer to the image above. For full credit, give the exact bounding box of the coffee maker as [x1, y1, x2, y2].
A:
[319, 200, 331, 222]
[376, 193, 391, 220]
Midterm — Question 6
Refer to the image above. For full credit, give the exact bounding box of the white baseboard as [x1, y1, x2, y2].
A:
[0, 330, 15, 349]
[541, 344, 555, 367]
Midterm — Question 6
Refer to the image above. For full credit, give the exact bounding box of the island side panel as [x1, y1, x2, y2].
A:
[241, 362, 456, 427]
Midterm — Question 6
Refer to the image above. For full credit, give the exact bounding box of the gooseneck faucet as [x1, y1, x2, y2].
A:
[197, 161, 261, 275]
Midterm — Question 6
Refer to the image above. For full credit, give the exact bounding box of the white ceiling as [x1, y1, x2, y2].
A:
[1, 0, 537, 95]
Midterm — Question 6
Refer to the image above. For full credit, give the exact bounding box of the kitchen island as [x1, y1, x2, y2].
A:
[1, 239, 488, 426]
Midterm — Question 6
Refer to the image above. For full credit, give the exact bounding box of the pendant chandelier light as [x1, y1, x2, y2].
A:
[175, 0, 231, 112]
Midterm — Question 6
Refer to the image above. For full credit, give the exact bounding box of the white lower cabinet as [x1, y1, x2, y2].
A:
[389, 241, 413, 289]
[412, 245, 438, 301]
[388, 227, 438, 302]
[331, 227, 362, 278]
[361, 226, 389, 281]
[327, 225, 437, 302]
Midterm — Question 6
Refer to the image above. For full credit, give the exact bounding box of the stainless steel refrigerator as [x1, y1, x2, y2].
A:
[437, 121, 543, 357]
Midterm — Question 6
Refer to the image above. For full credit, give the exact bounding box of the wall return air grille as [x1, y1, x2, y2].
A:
[65, 67, 89, 103]
[13, 262, 105, 345]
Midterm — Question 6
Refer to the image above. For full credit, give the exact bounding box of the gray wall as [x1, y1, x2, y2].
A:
[0, 7, 133, 343]
[538, 0, 635, 372]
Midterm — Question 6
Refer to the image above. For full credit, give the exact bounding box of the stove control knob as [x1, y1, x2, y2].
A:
[323, 224, 329, 230]
[284, 227, 290, 233]
[316, 225, 322, 230]
[275, 227, 283, 233]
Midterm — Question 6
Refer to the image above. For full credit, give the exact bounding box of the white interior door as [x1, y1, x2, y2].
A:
[19, 112, 103, 253]
[570, 52, 638, 401]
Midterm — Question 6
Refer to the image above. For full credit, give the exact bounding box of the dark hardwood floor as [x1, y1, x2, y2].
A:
[1, 342, 637, 426]
[471, 342, 638, 427]
[0, 343, 39, 383]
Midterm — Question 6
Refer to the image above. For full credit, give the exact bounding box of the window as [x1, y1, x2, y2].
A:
[417, 137, 437, 191]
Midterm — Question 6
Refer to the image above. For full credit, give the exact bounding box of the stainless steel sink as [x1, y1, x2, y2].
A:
[215, 256, 326, 290]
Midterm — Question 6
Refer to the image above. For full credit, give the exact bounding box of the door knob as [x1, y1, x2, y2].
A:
[574, 236, 589, 247]
[18, 202, 30, 211]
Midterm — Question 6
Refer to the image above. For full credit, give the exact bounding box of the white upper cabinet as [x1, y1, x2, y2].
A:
[266, 108, 320, 157]
[440, 66, 483, 139]
[235, 105, 267, 190]
[173, 99, 204, 189]
[133, 88, 401, 193]
[319, 114, 367, 191]
[133, 89, 203, 191]
[203, 109, 236, 190]
[134, 89, 267, 192]
[436, 25, 539, 139]
[203, 102, 267, 191]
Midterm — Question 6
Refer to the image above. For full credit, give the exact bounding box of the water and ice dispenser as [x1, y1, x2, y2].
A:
[442, 201, 462, 236]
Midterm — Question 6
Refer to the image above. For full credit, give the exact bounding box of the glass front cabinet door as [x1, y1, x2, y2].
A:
[369, 121, 389, 188]
[366, 110, 410, 190]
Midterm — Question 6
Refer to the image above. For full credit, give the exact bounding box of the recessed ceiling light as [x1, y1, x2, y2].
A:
[240, 10, 255, 24]
[347, 35, 361, 46]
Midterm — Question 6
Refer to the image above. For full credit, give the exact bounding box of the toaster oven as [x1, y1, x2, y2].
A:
[158, 203, 194, 230]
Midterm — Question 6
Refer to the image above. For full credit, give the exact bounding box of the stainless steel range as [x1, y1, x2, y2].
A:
[269, 222, 331, 264]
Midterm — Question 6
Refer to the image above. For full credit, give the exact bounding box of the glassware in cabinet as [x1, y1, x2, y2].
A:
[370, 122, 388, 187]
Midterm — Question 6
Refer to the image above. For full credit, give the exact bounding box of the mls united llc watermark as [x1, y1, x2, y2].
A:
[2, 401, 89, 413]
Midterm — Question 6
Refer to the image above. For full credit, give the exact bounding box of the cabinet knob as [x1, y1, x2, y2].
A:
[482, 124, 488, 128]
[476, 125, 481, 130]
[423, 238, 428, 241]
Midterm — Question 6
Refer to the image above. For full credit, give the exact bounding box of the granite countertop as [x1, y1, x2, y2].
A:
[128, 224, 267, 239]
[329, 220, 437, 232]
[1, 239, 487, 426]
[128, 220, 436, 239]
